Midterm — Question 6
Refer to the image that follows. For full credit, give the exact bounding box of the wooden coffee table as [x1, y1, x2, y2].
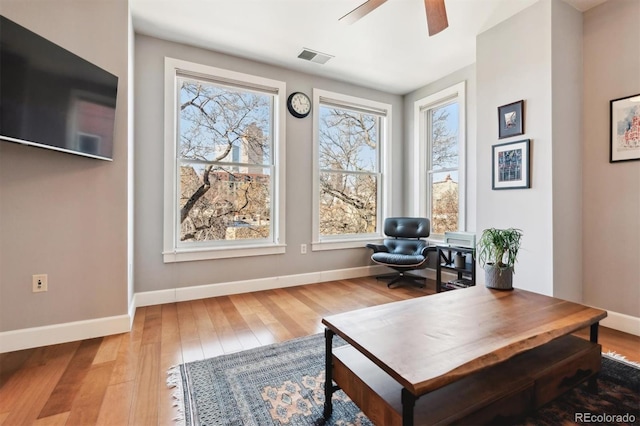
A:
[322, 286, 607, 425]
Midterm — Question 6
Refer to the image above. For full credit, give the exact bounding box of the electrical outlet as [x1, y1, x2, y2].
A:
[32, 274, 48, 293]
[301, 244, 307, 254]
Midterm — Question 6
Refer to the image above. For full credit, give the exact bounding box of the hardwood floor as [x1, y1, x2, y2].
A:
[0, 277, 638, 425]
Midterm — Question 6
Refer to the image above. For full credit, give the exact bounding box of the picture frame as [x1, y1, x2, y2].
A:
[610, 93, 640, 163]
[498, 100, 524, 139]
[492, 139, 530, 190]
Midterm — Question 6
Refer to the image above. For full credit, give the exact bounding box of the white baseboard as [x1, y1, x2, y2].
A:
[135, 265, 387, 307]
[0, 314, 131, 354]
[599, 310, 640, 337]
[0, 265, 385, 353]
[4, 266, 636, 353]
[128, 294, 137, 328]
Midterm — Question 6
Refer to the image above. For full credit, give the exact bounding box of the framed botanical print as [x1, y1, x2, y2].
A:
[610, 93, 640, 163]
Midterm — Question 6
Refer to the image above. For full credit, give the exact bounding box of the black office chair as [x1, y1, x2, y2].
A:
[367, 217, 434, 288]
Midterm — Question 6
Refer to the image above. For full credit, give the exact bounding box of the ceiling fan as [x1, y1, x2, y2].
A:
[340, 0, 448, 36]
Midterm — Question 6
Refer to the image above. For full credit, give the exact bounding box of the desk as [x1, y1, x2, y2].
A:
[436, 245, 475, 292]
[322, 286, 607, 425]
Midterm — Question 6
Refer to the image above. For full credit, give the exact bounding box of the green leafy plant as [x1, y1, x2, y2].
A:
[476, 228, 523, 272]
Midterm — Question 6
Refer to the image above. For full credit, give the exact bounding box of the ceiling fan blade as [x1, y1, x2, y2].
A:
[339, 0, 388, 24]
[424, 0, 448, 36]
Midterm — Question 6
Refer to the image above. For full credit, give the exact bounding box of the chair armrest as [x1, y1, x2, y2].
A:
[366, 243, 388, 253]
[420, 245, 437, 257]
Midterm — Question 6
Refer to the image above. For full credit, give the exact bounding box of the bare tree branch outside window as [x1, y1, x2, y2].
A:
[318, 106, 379, 236]
[177, 78, 273, 243]
[430, 102, 459, 235]
[431, 106, 458, 170]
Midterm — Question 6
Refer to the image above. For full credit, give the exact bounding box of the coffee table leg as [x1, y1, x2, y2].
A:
[401, 388, 416, 426]
[590, 322, 599, 343]
[324, 328, 335, 419]
[588, 322, 599, 393]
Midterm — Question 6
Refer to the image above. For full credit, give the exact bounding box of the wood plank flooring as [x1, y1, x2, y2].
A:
[0, 277, 638, 425]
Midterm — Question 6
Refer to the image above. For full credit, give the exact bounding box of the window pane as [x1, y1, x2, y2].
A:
[318, 106, 378, 172]
[319, 171, 377, 236]
[179, 163, 271, 242]
[431, 102, 458, 171]
[431, 171, 458, 235]
[178, 78, 272, 165]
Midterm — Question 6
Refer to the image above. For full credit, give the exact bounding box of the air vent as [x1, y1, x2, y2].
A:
[297, 48, 334, 65]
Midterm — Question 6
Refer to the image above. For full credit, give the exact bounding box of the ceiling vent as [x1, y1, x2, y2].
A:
[297, 48, 333, 65]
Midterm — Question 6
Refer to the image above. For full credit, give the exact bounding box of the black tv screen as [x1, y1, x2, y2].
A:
[0, 15, 118, 161]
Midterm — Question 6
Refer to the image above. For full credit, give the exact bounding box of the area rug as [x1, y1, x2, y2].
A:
[168, 334, 640, 426]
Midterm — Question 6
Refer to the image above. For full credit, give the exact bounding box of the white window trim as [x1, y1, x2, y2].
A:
[412, 81, 466, 240]
[311, 89, 392, 251]
[163, 57, 286, 263]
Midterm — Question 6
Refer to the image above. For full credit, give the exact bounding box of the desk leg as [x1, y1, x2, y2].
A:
[324, 328, 335, 419]
[589, 322, 599, 393]
[401, 388, 416, 426]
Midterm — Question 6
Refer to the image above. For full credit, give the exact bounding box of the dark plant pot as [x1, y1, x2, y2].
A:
[484, 264, 513, 290]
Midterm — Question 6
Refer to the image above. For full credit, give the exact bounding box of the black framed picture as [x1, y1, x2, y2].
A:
[492, 139, 530, 190]
[610, 93, 640, 163]
[498, 100, 524, 139]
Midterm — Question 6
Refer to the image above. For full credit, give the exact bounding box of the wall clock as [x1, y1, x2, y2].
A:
[287, 92, 311, 118]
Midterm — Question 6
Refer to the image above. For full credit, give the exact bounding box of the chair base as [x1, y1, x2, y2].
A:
[375, 272, 426, 289]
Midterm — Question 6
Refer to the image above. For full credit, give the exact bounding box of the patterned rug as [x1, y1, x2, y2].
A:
[168, 334, 640, 426]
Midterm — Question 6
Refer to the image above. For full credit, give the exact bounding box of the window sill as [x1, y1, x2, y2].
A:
[312, 237, 381, 252]
[163, 244, 286, 263]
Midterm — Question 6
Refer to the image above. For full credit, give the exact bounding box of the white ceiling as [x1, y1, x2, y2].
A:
[131, 0, 606, 95]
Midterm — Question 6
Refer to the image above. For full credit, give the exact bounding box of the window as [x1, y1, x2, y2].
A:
[312, 90, 391, 250]
[163, 58, 286, 262]
[413, 82, 466, 238]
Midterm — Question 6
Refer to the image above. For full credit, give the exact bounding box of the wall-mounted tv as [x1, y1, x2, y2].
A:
[0, 15, 118, 161]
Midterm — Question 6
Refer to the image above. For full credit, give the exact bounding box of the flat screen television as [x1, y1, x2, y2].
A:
[0, 15, 118, 161]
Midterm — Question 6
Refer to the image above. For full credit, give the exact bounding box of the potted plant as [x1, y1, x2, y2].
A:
[476, 228, 523, 290]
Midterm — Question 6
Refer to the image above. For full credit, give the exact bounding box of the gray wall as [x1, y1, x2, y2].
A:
[476, 0, 638, 317]
[134, 35, 404, 293]
[582, 0, 640, 317]
[476, 0, 555, 295]
[0, 0, 130, 332]
[551, 0, 584, 302]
